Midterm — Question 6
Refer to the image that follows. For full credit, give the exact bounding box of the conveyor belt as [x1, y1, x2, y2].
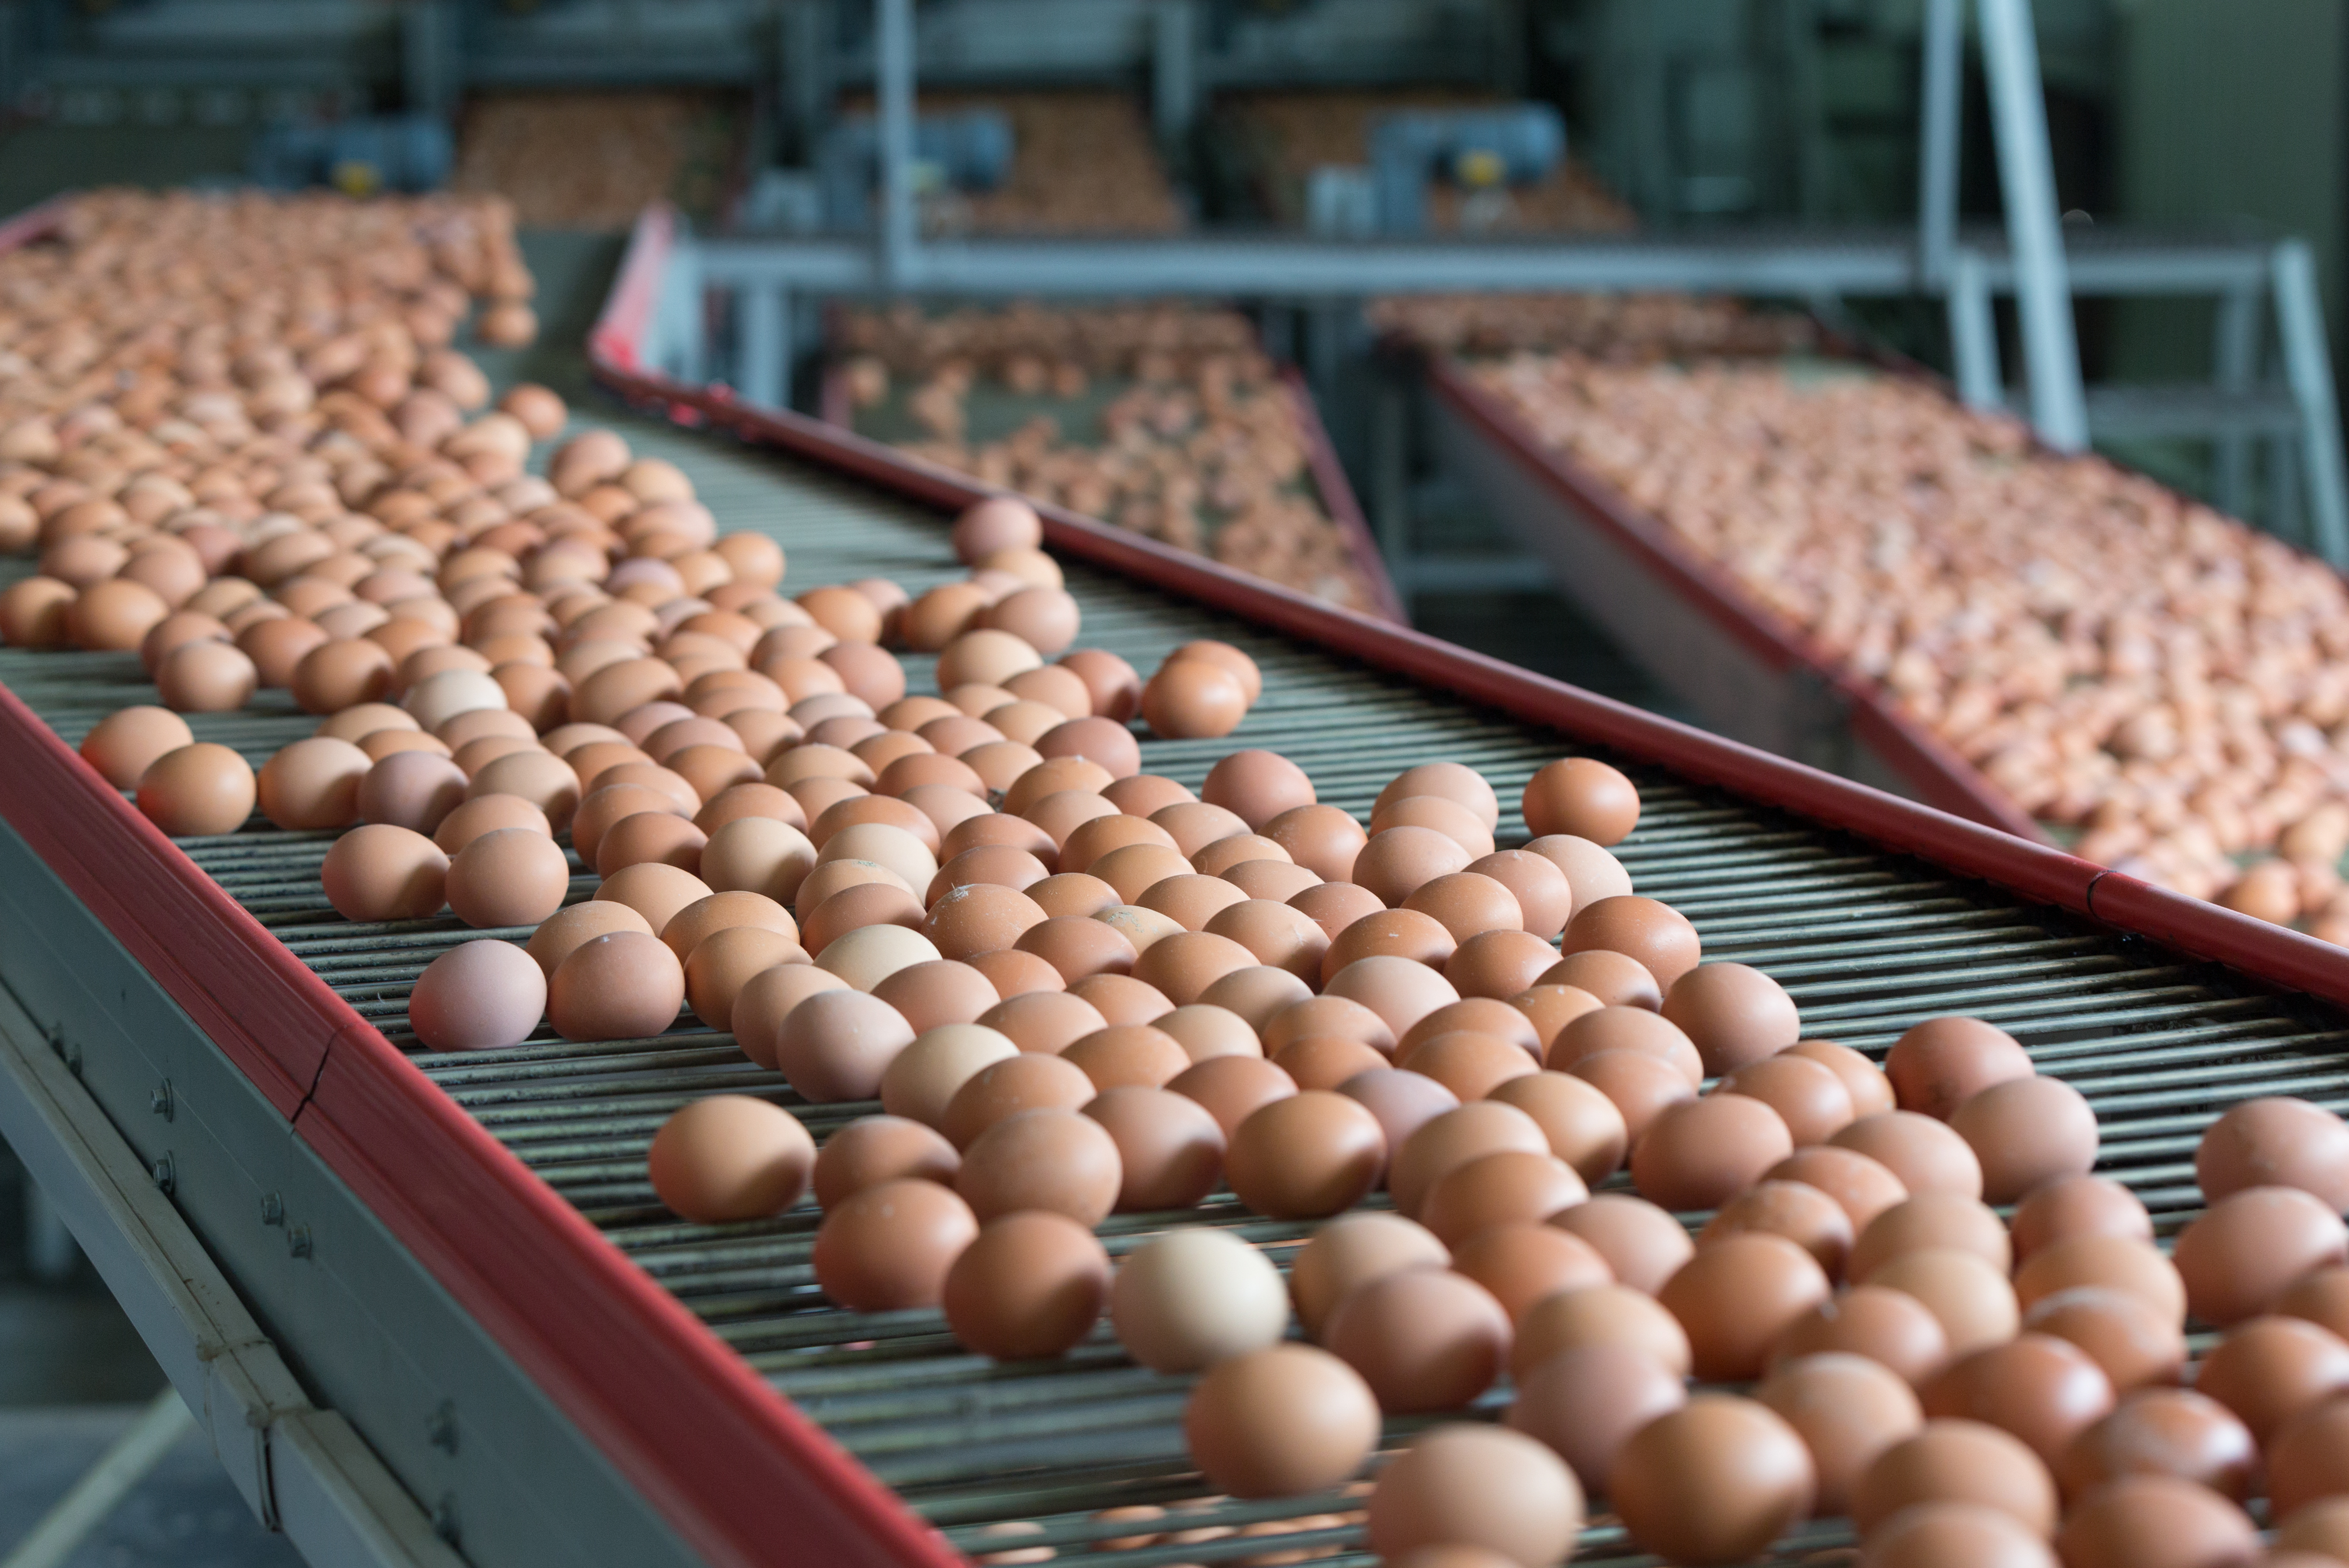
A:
[10, 400, 2349, 1566]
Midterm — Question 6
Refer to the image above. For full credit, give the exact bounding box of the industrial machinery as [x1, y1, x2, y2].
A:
[248, 113, 454, 195]
[1366, 103, 1567, 235]
[2, 196, 2349, 1565]
[815, 106, 1013, 231]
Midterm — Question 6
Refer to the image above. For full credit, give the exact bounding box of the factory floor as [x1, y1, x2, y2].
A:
[0, 216, 1681, 1563]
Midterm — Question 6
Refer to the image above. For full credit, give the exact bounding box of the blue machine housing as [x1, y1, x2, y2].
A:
[1368, 102, 1565, 234]
[248, 114, 454, 196]
[818, 108, 1015, 231]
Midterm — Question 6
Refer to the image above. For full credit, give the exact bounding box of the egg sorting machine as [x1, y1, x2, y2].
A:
[7, 192, 2349, 1568]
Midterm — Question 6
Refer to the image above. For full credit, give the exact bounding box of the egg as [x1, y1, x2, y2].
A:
[1869, 1248, 2020, 1358]
[2056, 1388, 2257, 1503]
[941, 1210, 1110, 1361]
[1921, 1334, 2116, 1465]
[2174, 1186, 2349, 1326]
[1109, 1227, 1288, 1373]
[1850, 1419, 2058, 1537]
[811, 1116, 960, 1209]
[1719, 1054, 1857, 1146]
[810, 1178, 979, 1310]
[1560, 895, 1700, 989]
[2014, 1234, 2186, 1325]
[1082, 1086, 1225, 1211]
[1420, 1149, 1585, 1246]
[136, 742, 255, 836]
[1488, 1072, 1627, 1185]
[1833, 1112, 1985, 1200]
[1507, 1340, 1686, 1494]
[647, 1096, 814, 1222]
[156, 639, 258, 713]
[1546, 1191, 1692, 1296]
[941, 1051, 1096, 1148]
[1351, 826, 1472, 907]
[1539, 947, 1659, 1009]
[1183, 1344, 1380, 1498]
[2052, 1474, 2260, 1568]
[321, 824, 448, 921]
[1790, 1038, 1898, 1116]
[2196, 1097, 2349, 1209]
[1769, 1146, 1912, 1234]
[956, 1107, 1121, 1225]
[1756, 1352, 1924, 1515]
[1224, 1091, 1386, 1218]
[1858, 1502, 2059, 1567]
[1166, 1053, 1298, 1137]
[548, 931, 685, 1041]
[597, 862, 715, 935]
[525, 899, 655, 977]
[1155, 1002, 1266, 1062]
[1701, 1180, 1856, 1278]
[1885, 1017, 2035, 1121]
[1660, 963, 1800, 1074]
[1521, 757, 1640, 844]
[80, 706, 194, 789]
[1663, 1233, 1833, 1381]
[445, 827, 572, 929]
[2196, 1315, 2349, 1444]
[1774, 1285, 1953, 1387]
[1609, 1395, 1815, 1564]
[1631, 1094, 1794, 1210]
[1450, 1221, 1613, 1323]
[1851, 1193, 2014, 1281]
[1368, 1424, 1582, 1568]
[2022, 1286, 2185, 1393]
[407, 938, 546, 1052]
[1513, 1282, 1691, 1379]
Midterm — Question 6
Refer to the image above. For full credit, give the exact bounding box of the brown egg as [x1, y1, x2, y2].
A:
[647, 1096, 814, 1222]
[258, 738, 379, 832]
[685, 927, 804, 1030]
[598, 862, 716, 936]
[811, 1115, 960, 1209]
[154, 639, 258, 714]
[446, 828, 571, 929]
[1700, 1181, 1856, 1278]
[135, 742, 256, 836]
[1886, 1017, 2034, 1121]
[1058, 647, 1141, 721]
[2282, 1265, 2349, 1345]
[1166, 1054, 1297, 1138]
[1068, 972, 1173, 1025]
[1632, 1094, 1795, 1211]
[1079, 1086, 1222, 1211]
[2197, 1315, 2349, 1443]
[1226, 1091, 1387, 1218]
[2014, 1235, 2186, 1326]
[811, 1179, 979, 1310]
[1336, 1068, 1461, 1181]
[1323, 955, 1463, 1041]
[1609, 1394, 1814, 1564]
[768, 988, 914, 1101]
[1550, 1192, 1696, 1296]
[1389, 1101, 1551, 1218]
[2057, 1389, 2257, 1504]
[1769, 1146, 1912, 1236]
[1773, 1286, 1953, 1387]
[1288, 1211, 1450, 1339]
[1140, 658, 1248, 738]
[1758, 1352, 1924, 1515]
[1869, 1249, 2020, 1358]
[524, 899, 655, 979]
[1350, 826, 1471, 907]
[1852, 1419, 2059, 1537]
[80, 707, 196, 790]
[1560, 896, 1700, 989]
[2277, 1497, 2349, 1560]
[1184, 1344, 1380, 1499]
[1033, 713, 1135, 775]
[2053, 1475, 2259, 1568]
[863, 959, 993, 1034]
[1368, 1423, 1583, 1568]
[1289, 880, 1387, 944]
[1663, 1233, 1833, 1381]
[406, 938, 547, 1054]
[1466, 849, 1572, 940]
[69, 578, 170, 652]
[1421, 1150, 1586, 1247]
[1275, 1034, 1390, 1090]
[1451, 1221, 1614, 1323]
[1852, 1193, 2013, 1282]
[1513, 1283, 1692, 1379]
[1790, 1038, 1897, 1117]
[319, 824, 449, 922]
[1060, 1023, 1187, 1091]
[1550, 1004, 1702, 1084]
[1859, 1502, 2057, 1567]
[1403, 1030, 1542, 1101]
[1833, 1112, 1985, 1200]
[1719, 1054, 1856, 1147]
[1326, 1265, 1511, 1412]
[2022, 1287, 2186, 1393]
[1110, 1226, 1288, 1372]
[955, 1107, 1121, 1225]
[292, 637, 396, 712]
[967, 947, 1064, 999]
[1921, 1334, 2116, 1465]
[1949, 1076, 2098, 1203]
[358, 750, 469, 835]
[2007, 1177, 2148, 1267]
[1264, 803, 1368, 882]
[942, 1051, 1096, 1148]
[1402, 873, 1520, 945]
[2176, 1186, 2349, 1327]
[1540, 949, 1660, 1011]
[878, 1023, 1018, 1127]
[1489, 1071, 1628, 1186]
[548, 931, 685, 1041]
[1662, 963, 1800, 1075]
[1521, 758, 1639, 845]
[1444, 930, 1563, 1002]
[2197, 1097, 2349, 1209]
[1507, 1341, 1686, 1494]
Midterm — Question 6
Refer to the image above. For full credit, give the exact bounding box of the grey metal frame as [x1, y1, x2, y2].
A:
[0, 820, 705, 1568]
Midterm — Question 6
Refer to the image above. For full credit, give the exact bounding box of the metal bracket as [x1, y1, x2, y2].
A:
[0, 984, 461, 1567]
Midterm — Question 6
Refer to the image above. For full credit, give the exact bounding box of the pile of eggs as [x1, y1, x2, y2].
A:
[1472, 352, 2349, 942]
[837, 303, 1380, 614]
[1368, 290, 1817, 359]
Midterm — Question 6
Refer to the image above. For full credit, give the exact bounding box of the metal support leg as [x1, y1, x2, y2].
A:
[23, 1179, 76, 1284]
[2273, 239, 2349, 566]
[1371, 373, 1412, 605]
[2213, 280, 2262, 521]
[399, 0, 460, 120]
[740, 286, 788, 411]
[873, 0, 918, 291]
[1151, 0, 1199, 150]
[1948, 250, 2004, 411]
[1917, 0, 1964, 289]
[1978, 0, 2087, 450]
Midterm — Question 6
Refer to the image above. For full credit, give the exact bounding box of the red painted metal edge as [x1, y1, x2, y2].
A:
[2085, 872, 2349, 1011]
[0, 695, 959, 1568]
[1417, 349, 2051, 845]
[1276, 365, 1410, 625]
